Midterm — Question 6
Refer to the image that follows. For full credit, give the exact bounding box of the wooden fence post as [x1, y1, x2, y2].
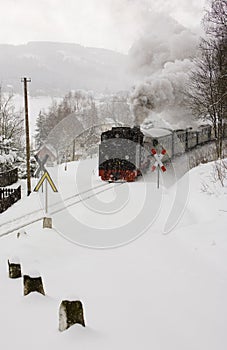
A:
[23, 275, 45, 296]
[59, 300, 85, 331]
[8, 260, 22, 279]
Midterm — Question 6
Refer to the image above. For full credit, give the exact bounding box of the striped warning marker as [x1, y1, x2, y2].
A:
[151, 148, 167, 172]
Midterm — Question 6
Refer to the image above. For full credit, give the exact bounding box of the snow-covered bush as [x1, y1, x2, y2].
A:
[0, 150, 17, 172]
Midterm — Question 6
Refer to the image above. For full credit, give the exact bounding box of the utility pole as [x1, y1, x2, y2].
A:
[72, 139, 76, 161]
[21, 77, 31, 196]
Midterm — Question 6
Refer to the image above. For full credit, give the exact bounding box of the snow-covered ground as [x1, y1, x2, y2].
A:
[0, 158, 227, 350]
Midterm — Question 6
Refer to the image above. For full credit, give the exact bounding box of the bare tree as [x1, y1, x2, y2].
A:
[187, 0, 227, 158]
[0, 86, 24, 151]
[203, 0, 227, 37]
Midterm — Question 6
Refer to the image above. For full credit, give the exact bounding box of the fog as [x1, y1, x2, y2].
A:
[0, 0, 206, 53]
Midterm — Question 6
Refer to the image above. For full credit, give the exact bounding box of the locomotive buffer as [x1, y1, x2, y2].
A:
[151, 147, 167, 189]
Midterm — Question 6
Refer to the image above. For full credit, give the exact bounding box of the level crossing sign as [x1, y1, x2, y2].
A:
[34, 171, 58, 214]
[151, 148, 167, 188]
[34, 154, 49, 178]
[151, 148, 167, 172]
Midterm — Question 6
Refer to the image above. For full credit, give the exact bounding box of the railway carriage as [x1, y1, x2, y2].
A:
[173, 129, 186, 155]
[197, 125, 212, 145]
[142, 127, 173, 159]
[186, 129, 198, 150]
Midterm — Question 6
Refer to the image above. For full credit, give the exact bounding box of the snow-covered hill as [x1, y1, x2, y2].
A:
[0, 42, 132, 95]
[0, 158, 226, 350]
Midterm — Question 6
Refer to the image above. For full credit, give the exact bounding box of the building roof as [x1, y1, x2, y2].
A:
[142, 127, 172, 138]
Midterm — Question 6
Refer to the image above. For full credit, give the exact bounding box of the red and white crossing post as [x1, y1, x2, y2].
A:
[151, 148, 167, 188]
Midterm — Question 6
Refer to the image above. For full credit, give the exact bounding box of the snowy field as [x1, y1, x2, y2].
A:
[0, 158, 227, 350]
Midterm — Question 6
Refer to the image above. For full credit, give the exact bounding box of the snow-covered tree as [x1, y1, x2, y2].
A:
[0, 87, 24, 151]
[35, 111, 49, 149]
[35, 90, 99, 159]
[99, 93, 133, 126]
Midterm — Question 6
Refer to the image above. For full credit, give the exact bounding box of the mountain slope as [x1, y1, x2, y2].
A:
[0, 42, 132, 95]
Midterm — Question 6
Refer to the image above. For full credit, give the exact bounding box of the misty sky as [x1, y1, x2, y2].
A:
[1, 0, 206, 52]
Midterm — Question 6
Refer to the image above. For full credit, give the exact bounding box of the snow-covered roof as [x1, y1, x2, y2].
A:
[142, 127, 172, 138]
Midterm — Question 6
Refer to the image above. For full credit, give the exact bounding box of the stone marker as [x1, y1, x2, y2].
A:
[23, 275, 45, 296]
[8, 260, 22, 279]
[59, 300, 85, 332]
[43, 217, 52, 229]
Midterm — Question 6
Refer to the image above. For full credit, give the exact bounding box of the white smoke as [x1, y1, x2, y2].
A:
[129, 12, 200, 127]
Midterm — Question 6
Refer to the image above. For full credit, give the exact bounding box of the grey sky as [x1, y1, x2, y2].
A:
[0, 0, 206, 52]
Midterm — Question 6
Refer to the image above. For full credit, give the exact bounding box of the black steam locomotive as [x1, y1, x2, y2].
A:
[99, 126, 144, 181]
[98, 123, 227, 182]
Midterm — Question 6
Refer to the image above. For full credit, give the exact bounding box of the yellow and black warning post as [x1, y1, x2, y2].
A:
[34, 172, 58, 220]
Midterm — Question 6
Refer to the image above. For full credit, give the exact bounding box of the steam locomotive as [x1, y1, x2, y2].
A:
[98, 123, 227, 182]
[99, 126, 144, 181]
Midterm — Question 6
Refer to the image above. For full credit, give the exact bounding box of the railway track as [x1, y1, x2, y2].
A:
[0, 182, 124, 238]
